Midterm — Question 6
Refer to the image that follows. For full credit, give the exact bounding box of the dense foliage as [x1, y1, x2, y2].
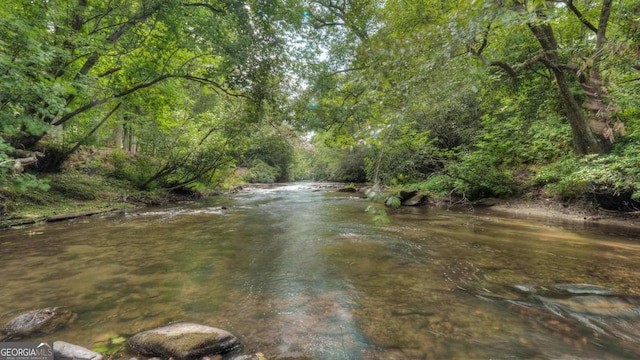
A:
[290, 0, 640, 208]
[1, 0, 288, 190]
[1, 0, 639, 211]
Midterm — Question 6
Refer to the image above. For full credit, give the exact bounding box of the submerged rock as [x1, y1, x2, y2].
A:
[512, 283, 616, 297]
[402, 193, 428, 206]
[512, 284, 537, 294]
[127, 322, 241, 360]
[473, 198, 499, 207]
[274, 352, 312, 360]
[552, 283, 615, 295]
[337, 186, 357, 193]
[53, 341, 103, 360]
[229, 355, 260, 360]
[506, 284, 640, 346]
[1, 307, 76, 340]
[537, 294, 640, 341]
[398, 190, 418, 202]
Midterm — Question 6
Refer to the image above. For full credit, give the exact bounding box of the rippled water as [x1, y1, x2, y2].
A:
[2, 183, 640, 359]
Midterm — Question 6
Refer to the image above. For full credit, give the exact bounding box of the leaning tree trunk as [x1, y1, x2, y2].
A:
[551, 65, 606, 154]
[528, 21, 607, 155]
[578, 0, 619, 152]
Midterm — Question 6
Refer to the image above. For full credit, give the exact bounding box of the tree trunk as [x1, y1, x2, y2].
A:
[579, 0, 617, 150]
[126, 124, 137, 153]
[528, 21, 605, 155]
[130, 135, 137, 153]
[114, 124, 124, 149]
[551, 67, 605, 154]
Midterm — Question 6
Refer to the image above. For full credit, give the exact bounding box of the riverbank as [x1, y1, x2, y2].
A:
[0, 171, 204, 229]
[1, 183, 638, 231]
[4, 178, 640, 231]
[480, 197, 640, 230]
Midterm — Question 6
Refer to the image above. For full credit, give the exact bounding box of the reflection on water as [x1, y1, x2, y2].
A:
[2, 183, 640, 359]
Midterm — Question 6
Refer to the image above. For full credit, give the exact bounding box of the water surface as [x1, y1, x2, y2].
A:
[2, 183, 640, 359]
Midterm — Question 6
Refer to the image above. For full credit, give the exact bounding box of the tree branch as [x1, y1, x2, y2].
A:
[182, 2, 224, 14]
[565, 0, 598, 33]
[181, 75, 252, 99]
[65, 102, 122, 156]
[619, 77, 640, 84]
[311, 17, 346, 28]
[53, 74, 173, 126]
[488, 61, 518, 77]
[476, 22, 492, 55]
[309, 1, 369, 41]
[96, 67, 122, 78]
[328, 67, 367, 76]
[77, 3, 164, 79]
[486, 52, 547, 78]
[595, 0, 613, 50]
[467, 23, 546, 79]
[53, 73, 251, 126]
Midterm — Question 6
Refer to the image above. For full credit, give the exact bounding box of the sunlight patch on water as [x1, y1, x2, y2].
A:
[127, 207, 227, 218]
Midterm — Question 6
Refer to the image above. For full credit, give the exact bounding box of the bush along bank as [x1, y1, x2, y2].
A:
[0, 148, 216, 229]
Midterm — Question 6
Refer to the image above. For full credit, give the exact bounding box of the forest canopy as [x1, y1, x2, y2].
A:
[1, 0, 639, 209]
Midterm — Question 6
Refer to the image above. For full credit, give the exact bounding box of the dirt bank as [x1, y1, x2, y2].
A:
[484, 198, 640, 230]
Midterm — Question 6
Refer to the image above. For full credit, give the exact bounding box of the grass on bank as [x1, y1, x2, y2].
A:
[0, 147, 206, 225]
[1, 172, 163, 222]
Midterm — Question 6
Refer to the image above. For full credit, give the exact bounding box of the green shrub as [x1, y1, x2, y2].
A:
[447, 152, 517, 200]
[533, 157, 586, 199]
[243, 160, 278, 183]
[332, 147, 368, 182]
[420, 174, 455, 197]
[534, 147, 640, 205]
[110, 151, 157, 187]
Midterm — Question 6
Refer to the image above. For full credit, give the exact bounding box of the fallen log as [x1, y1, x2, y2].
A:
[1, 209, 125, 229]
[46, 209, 124, 222]
[0, 151, 45, 173]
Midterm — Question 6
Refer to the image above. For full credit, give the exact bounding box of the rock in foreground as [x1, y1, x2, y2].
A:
[127, 323, 241, 360]
[1, 307, 76, 339]
[53, 341, 103, 360]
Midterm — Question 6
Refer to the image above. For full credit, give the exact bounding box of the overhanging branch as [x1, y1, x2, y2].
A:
[65, 102, 122, 156]
[53, 73, 251, 126]
[181, 75, 252, 100]
[182, 2, 224, 14]
[486, 52, 547, 78]
[565, 0, 598, 33]
[488, 61, 517, 77]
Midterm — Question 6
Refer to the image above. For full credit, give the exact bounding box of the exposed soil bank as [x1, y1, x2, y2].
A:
[483, 198, 640, 230]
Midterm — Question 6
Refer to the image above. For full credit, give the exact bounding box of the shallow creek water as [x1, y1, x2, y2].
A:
[2, 183, 640, 359]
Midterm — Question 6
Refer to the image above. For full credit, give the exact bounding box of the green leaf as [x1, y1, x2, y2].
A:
[385, 195, 401, 208]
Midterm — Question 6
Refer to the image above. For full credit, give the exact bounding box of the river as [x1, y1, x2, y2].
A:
[2, 183, 640, 359]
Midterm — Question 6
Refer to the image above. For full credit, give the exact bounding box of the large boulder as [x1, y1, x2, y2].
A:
[127, 323, 241, 360]
[1, 308, 76, 340]
[53, 341, 103, 360]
